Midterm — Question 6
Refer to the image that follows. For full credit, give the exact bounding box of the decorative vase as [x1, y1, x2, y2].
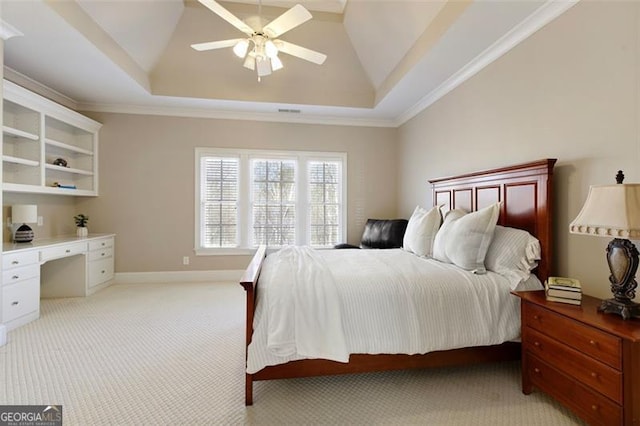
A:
[77, 227, 88, 238]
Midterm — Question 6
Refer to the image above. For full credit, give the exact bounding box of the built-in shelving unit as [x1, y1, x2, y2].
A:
[2, 80, 102, 196]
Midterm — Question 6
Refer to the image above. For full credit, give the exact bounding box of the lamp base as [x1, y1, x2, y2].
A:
[604, 238, 640, 320]
[598, 298, 640, 320]
[14, 224, 34, 243]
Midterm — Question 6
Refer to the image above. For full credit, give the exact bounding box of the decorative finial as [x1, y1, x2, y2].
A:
[616, 170, 625, 184]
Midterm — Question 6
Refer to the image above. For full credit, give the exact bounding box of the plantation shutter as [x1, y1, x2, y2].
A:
[201, 156, 239, 247]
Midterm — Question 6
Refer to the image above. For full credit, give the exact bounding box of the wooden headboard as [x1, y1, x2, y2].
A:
[429, 159, 557, 283]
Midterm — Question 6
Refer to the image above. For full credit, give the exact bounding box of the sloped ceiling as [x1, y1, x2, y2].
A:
[1, 0, 578, 127]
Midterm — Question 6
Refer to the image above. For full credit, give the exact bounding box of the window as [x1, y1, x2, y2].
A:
[308, 161, 341, 246]
[195, 148, 346, 254]
[199, 157, 239, 248]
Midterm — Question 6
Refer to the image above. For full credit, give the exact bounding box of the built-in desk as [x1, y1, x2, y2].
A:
[2, 234, 115, 330]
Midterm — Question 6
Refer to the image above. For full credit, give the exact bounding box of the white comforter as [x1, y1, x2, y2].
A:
[246, 247, 538, 374]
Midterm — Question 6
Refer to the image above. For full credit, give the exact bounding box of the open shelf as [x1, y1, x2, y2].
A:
[3, 125, 39, 140]
[3, 155, 39, 167]
[2, 80, 102, 196]
[45, 138, 94, 156]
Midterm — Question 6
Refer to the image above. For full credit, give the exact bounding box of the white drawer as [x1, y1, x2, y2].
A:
[88, 247, 113, 261]
[40, 242, 87, 262]
[89, 237, 113, 251]
[2, 264, 39, 286]
[2, 278, 39, 323]
[89, 258, 114, 287]
[3, 250, 39, 270]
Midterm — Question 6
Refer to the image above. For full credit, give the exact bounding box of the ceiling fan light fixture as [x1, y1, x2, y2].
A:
[271, 56, 283, 71]
[256, 56, 272, 77]
[264, 40, 278, 59]
[243, 54, 255, 70]
[233, 39, 249, 58]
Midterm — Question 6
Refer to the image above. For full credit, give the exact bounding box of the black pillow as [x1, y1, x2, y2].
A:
[360, 219, 408, 249]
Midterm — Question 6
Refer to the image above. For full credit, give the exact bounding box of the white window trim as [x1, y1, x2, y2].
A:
[195, 147, 347, 255]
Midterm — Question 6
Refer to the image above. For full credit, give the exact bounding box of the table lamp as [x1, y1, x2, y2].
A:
[12, 204, 37, 243]
[569, 171, 640, 319]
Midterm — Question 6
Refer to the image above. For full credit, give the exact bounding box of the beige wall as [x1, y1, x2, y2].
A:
[397, 1, 640, 300]
[76, 113, 398, 273]
[3, 193, 77, 242]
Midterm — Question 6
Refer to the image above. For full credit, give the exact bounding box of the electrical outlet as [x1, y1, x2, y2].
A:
[37, 216, 43, 226]
[183, 256, 190, 265]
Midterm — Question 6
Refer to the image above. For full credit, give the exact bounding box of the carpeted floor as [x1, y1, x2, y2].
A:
[0, 282, 584, 425]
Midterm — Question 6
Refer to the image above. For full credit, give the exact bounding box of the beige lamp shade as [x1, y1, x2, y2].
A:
[570, 184, 640, 239]
[12, 204, 37, 224]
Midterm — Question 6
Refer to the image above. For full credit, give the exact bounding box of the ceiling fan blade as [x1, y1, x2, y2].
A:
[276, 40, 326, 65]
[191, 38, 245, 51]
[198, 0, 254, 35]
[263, 4, 312, 38]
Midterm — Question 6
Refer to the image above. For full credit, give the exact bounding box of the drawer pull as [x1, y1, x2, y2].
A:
[101, 243, 106, 246]
[12, 275, 19, 280]
[65, 249, 71, 253]
[591, 405, 599, 411]
[533, 315, 539, 320]
[101, 253, 105, 257]
[533, 368, 540, 374]
[11, 301, 18, 306]
[101, 270, 105, 274]
[589, 340, 597, 346]
[11, 260, 19, 265]
[533, 341, 540, 347]
[591, 372, 598, 378]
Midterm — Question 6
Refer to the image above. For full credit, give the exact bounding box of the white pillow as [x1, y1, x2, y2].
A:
[402, 205, 442, 257]
[485, 225, 541, 289]
[432, 203, 501, 274]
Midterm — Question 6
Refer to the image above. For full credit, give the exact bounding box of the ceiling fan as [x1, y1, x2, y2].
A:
[191, 0, 327, 81]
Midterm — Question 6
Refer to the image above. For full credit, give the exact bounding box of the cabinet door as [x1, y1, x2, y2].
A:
[2, 279, 40, 323]
[89, 258, 114, 287]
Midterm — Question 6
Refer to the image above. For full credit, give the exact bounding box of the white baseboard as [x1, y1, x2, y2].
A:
[114, 270, 244, 284]
[0, 325, 6, 347]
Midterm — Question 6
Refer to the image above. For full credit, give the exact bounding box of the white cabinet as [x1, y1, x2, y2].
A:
[2, 234, 115, 330]
[88, 236, 114, 289]
[2, 80, 102, 196]
[1, 250, 40, 330]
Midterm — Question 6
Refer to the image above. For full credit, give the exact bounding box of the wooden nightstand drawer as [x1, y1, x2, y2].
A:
[524, 302, 622, 369]
[524, 326, 622, 403]
[526, 353, 622, 426]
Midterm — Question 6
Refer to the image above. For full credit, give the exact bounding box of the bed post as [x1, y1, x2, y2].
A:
[239, 245, 267, 406]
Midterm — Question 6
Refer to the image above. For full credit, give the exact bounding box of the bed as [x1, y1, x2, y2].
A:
[239, 158, 556, 405]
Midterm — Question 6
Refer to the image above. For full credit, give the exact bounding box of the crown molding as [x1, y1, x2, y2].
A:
[4, 66, 79, 110]
[77, 102, 397, 128]
[394, 0, 580, 127]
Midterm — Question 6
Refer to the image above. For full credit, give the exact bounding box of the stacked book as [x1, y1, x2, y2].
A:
[544, 276, 582, 305]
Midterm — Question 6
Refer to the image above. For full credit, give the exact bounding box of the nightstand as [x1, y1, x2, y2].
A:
[513, 290, 640, 425]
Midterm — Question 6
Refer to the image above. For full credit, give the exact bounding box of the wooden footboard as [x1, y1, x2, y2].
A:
[239, 245, 267, 406]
